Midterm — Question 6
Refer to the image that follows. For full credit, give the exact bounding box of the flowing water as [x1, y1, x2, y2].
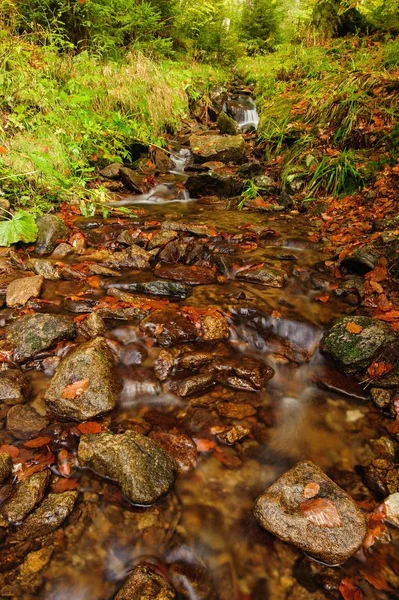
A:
[0, 97, 398, 599]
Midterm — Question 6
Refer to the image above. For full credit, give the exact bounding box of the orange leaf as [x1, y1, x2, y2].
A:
[52, 478, 79, 493]
[194, 438, 216, 453]
[24, 436, 52, 448]
[316, 295, 329, 303]
[367, 361, 393, 378]
[346, 322, 363, 334]
[300, 498, 342, 527]
[303, 482, 320, 499]
[0, 444, 19, 459]
[271, 310, 282, 319]
[339, 578, 363, 600]
[77, 421, 102, 434]
[62, 379, 89, 399]
[0, 146, 7, 154]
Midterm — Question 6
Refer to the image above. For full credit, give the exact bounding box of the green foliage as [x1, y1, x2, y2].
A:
[240, 0, 281, 54]
[238, 179, 261, 209]
[308, 151, 365, 196]
[0, 210, 38, 246]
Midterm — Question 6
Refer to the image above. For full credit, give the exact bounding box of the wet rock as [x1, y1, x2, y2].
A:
[217, 402, 256, 419]
[115, 565, 176, 600]
[7, 313, 76, 361]
[45, 337, 120, 421]
[78, 312, 107, 338]
[237, 264, 288, 287]
[0, 368, 29, 405]
[154, 349, 176, 381]
[172, 373, 215, 397]
[254, 460, 368, 564]
[140, 309, 197, 347]
[161, 221, 217, 237]
[154, 264, 216, 285]
[35, 215, 69, 255]
[1, 471, 50, 524]
[119, 366, 161, 402]
[212, 356, 274, 390]
[313, 365, 367, 400]
[6, 275, 44, 307]
[370, 387, 393, 414]
[217, 111, 240, 135]
[151, 147, 175, 173]
[385, 492, 399, 527]
[148, 431, 197, 473]
[119, 167, 147, 194]
[102, 245, 151, 270]
[185, 171, 243, 198]
[63, 297, 97, 313]
[78, 430, 177, 505]
[26, 258, 60, 280]
[169, 562, 217, 600]
[238, 162, 263, 178]
[6, 404, 49, 440]
[212, 424, 250, 445]
[51, 243, 74, 258]
[199, 311, 229, 341]
[148, 230, 178, 251]
[321, 316, 396, 368]
[361, 457, 399, 495]
[0, 453, 12, 483]
[15, 491, 78, 540]
[111, 341, 147, 366]
[177, 351, 214, 371]
[99, 163, 122, 179]
[107, 280, 188, 299]
[190, 134, 246, 164]
[341, 246, 380, 275]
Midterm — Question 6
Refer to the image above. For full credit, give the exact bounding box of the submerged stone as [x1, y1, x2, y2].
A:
[254, 460, 368, 564]
[106, 279, 188, 299]
[6, 313, 76, 361]
[115, 565, 176, 600]
[0, 368, 29, 405]
[78, 430, 177, 505]
[16, 491, 78, 540]
[7, 404, 49, 440]
[154, 264, 216, 285]
[1, 470, 50, 524]
[140, 308, 197, 347]
[237, 264, 288, 287]
[45, 337, 120, 421]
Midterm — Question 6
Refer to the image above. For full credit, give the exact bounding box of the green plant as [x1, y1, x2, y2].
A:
[0, 208, 38, 246]
[238, 179, 261, 209]
[308, 151, 365, 196]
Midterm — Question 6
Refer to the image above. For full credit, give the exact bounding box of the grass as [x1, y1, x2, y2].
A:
[0, 33, 227, 213]
[236, 37, 399, 200]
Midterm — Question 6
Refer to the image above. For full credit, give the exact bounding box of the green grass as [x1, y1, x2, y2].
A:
[0, 33, 227, 213]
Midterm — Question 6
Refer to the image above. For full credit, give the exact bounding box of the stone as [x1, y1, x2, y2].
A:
[172, 373, 215, 397]
[151, 147, 174, 173]
[190, 134, 246, 164]
[321, 316, 396, 368]
[78, 312, 107, 338]
[211, 356, 274, 390]
[106, 280, 188, 299]
[199, 311, 229, 341]
[154, 264, 216, 286]
[254, 460, 368, 564]
[0, 453, 12, 483]
[217, 111, 240, 135]
[78, 430, 177, 505]
[341, 246, 380, 275]
[7, 313, 76, 361]
[6, 275, 44, 307]
[217, 402, 256, 418]
[7, 405, 49, 440]
[101, 245, 151, 270]
[0, 368, 29, 405]
[115, 565, 176, 600]
[140, 309, 198, 347]
[237, 264, 288, 287]
[26, 258, 60, 280]
[99, 163, 122, 179]
[1, 471, 50, 524]
[147, 230, 178, 251]
[45, 337, 120, 421]
[35, 215, 69, 255]
[161, 221, 217, 237]
[185, 171, 243, 198]
[15, 491, 78, 540]
[51, 242, 74, 259]
[119, 167, 146, 194]
[313, 365, 367, 400]
[148, 431, 197, 473]
[385, 492, 399, 527]
[370, 387, 393, 413]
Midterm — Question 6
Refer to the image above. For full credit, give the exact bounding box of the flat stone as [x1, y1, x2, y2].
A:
[161, 221, 217, 237]
[115, 565, 176, 600]
[45, 337, 120, 421]
[0, 453, 12, 483]
[237, 264, 288, 287]
[154, 264, 216, 285]
[35, 215, 69, 255]
[254, 460, 368, 564]
[78, 430, 177, 505]
[101, 245, 151, 270]
[106, 279, 188, 299]
[1, 470, 50, 524]
[15, 491, 78, 540]
[148, 431, 197, 473]
[6, 275, 44, 307]
[0, 368, 29, 405]
[26, 258, 60, 280]
[172, 373, 215, 397]
[321, 316, 396, 368]
[7, 405, 49, 440]
[140, 308, 198, 347]
[190, 134, 246, 164]
[313, 365, 367, 400]
[147, 230, 178, 251]
[7, 313, 76, 361]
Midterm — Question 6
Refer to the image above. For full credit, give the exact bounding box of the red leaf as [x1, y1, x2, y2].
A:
[367, 361, 393, 378]
[300, 498, 343, 528]
[24, 436, 52, 448]
[62, 379, 89, 399]
[77, 421, 102, 434]
[57, 448, 71, 477]
[194, 438, 216, 453]
[303, 482, 320, 499]
[0, 444, 19, 459]
[339, 578, 363, 600]
[346, 322, 363, 334]
[52, 478, 79, 493]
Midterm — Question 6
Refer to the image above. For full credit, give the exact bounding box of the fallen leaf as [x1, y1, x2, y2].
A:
[339, 578, 363, 600]
[77, 421, 102, 434]
[0, 444, 20, 459]
[300, 498, 343, 528]
[194, 438, 216, 453]
[52, 478, 79, 493]
[62, 379, 89, 399]
[346, 322, 363, 334]
[303, 482, 320, 499]
[367, 361, 393, 378]
[316, 295, 329, 303]
[24, 436, 52, 448]
[271, 310, 282, 319]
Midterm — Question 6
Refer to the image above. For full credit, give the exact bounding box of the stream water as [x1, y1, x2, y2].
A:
[0, 96, 398, 599]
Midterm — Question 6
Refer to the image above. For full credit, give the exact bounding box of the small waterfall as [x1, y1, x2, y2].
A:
[225, 94, 260, 132]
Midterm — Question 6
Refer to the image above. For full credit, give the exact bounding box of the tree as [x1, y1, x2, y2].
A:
[240, 0, 281, 54]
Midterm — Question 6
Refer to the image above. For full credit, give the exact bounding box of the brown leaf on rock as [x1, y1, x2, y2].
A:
[77, 421, 102, 434]
[300, 498, 343, 528]
[303, 482, 320, 499]
[346, 322, 363, 334]
[62, 379, 89, 399]
[367, 361, 393, 378]
[24, 436, 52, 448]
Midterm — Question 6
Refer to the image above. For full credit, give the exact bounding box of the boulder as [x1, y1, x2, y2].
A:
[78, 430, 177, 505]
[6, 275, 44, 307]
[254, 461, 368, 564]
[45, 337, 120, 421]
[190, 134, 246, 164]
[321, 316, 396, 368]
[185, 171, 243, 198]
[35, 215, 69, 255]
[6, 313, 76, 361]
[15, 491, 78, 540]
[26, 258, 60, 280]
[119, 167, 147, 194]
[99, 163, 122, 179]
[0, 453, 12, 483]
[140, 308, 197, 347]
[6, 405, 49, 440]
[1, 470, 50, 524]
[217, 111, 240, 135]
[101, 245, 151, 270]
[115, 565, 176, 600]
